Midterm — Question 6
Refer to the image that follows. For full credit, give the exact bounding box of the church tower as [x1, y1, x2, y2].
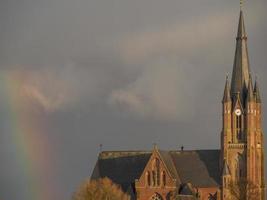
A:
[221, 8, 265, 200]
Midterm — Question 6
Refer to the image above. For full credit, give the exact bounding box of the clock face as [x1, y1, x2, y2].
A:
[235, 109, 241, 116]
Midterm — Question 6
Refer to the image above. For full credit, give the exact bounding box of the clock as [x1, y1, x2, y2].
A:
[235, 109, 241, 116]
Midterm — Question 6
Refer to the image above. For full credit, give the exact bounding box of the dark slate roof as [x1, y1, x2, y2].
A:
[91, 151, 151, 192]
[158, 150, 179, 180]
[91, 149, 220, 192]
[170, 150, 220, 187]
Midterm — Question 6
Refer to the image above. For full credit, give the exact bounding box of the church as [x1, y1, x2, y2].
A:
[91, 6, 265, 200]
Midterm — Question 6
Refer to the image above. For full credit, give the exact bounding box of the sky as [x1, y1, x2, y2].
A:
[0, 0, 267, 199]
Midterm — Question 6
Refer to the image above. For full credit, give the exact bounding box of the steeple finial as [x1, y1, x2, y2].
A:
[153, 143, 158, 150]
[240, 0, 243, 10]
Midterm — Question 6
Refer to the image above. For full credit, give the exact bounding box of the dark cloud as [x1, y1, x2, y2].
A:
[1, 0, 267, 200]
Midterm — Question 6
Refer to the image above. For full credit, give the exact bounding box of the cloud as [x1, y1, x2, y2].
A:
[23, 84, 65, 112]
[118, 11, 235, 63]
[4, 69, 68, 112]
[109, 89, 146, 116]
[108, 61, 195, 121]
[5, 62, 117, 113]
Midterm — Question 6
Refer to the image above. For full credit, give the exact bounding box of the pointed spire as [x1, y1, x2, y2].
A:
[254, 76, 261, 103]
[231, 10, 250, 101]
[222, 75, 231, 103]
[237, 10, 247, 39]
[247, 74, 254, 102]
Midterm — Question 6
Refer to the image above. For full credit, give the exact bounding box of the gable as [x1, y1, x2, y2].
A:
[136, 148, 178, 188]
[233, 94, 244, 113]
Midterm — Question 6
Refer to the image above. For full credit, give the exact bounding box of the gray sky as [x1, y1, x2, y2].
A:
[0, 0, 267, 200]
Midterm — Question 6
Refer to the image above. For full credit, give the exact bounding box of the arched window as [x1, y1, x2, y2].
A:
[152, 171, 156, 186]
[162, 171, 166, 186]
[156, 170, 160, 186]
[235, 113, 243, 141]
[236, 114, 241, 129]
[146, 171, 151, 186]
[152, 158, 161, 186]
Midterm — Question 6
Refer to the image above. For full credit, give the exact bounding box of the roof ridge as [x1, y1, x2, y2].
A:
[170, 149, 220, 152]
[101, 150, 151, 153]
[100, 149, 220, 153]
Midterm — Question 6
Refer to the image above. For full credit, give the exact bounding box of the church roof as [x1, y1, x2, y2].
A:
[91, 149, 220, 192]
[158, 150, 179, 179]
[170, 150, 220, 187]
[91, 151, 151, 192]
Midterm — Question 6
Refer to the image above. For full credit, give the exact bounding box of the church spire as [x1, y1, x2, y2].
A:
[230, 10, 250, 100]
[222, 75, 231, 103]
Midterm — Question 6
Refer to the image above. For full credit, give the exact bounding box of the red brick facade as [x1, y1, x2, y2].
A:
[135, 150, 177, 200]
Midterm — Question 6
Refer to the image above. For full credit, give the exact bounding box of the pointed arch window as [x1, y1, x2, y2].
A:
[236, 114, 241, 130]
[152, 170, 156, 186]
[146, 171, 151, 186]
[162, 171, 166, 186]
[152, 158, 161, 186]
[235, 111, 243, 141]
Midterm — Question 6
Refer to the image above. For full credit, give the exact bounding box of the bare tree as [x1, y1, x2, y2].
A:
[228, 178, 259, 200]
[73, 177, 130, 200]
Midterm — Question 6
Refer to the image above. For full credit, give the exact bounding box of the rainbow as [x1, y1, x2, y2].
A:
[1, 71, 58, 200]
